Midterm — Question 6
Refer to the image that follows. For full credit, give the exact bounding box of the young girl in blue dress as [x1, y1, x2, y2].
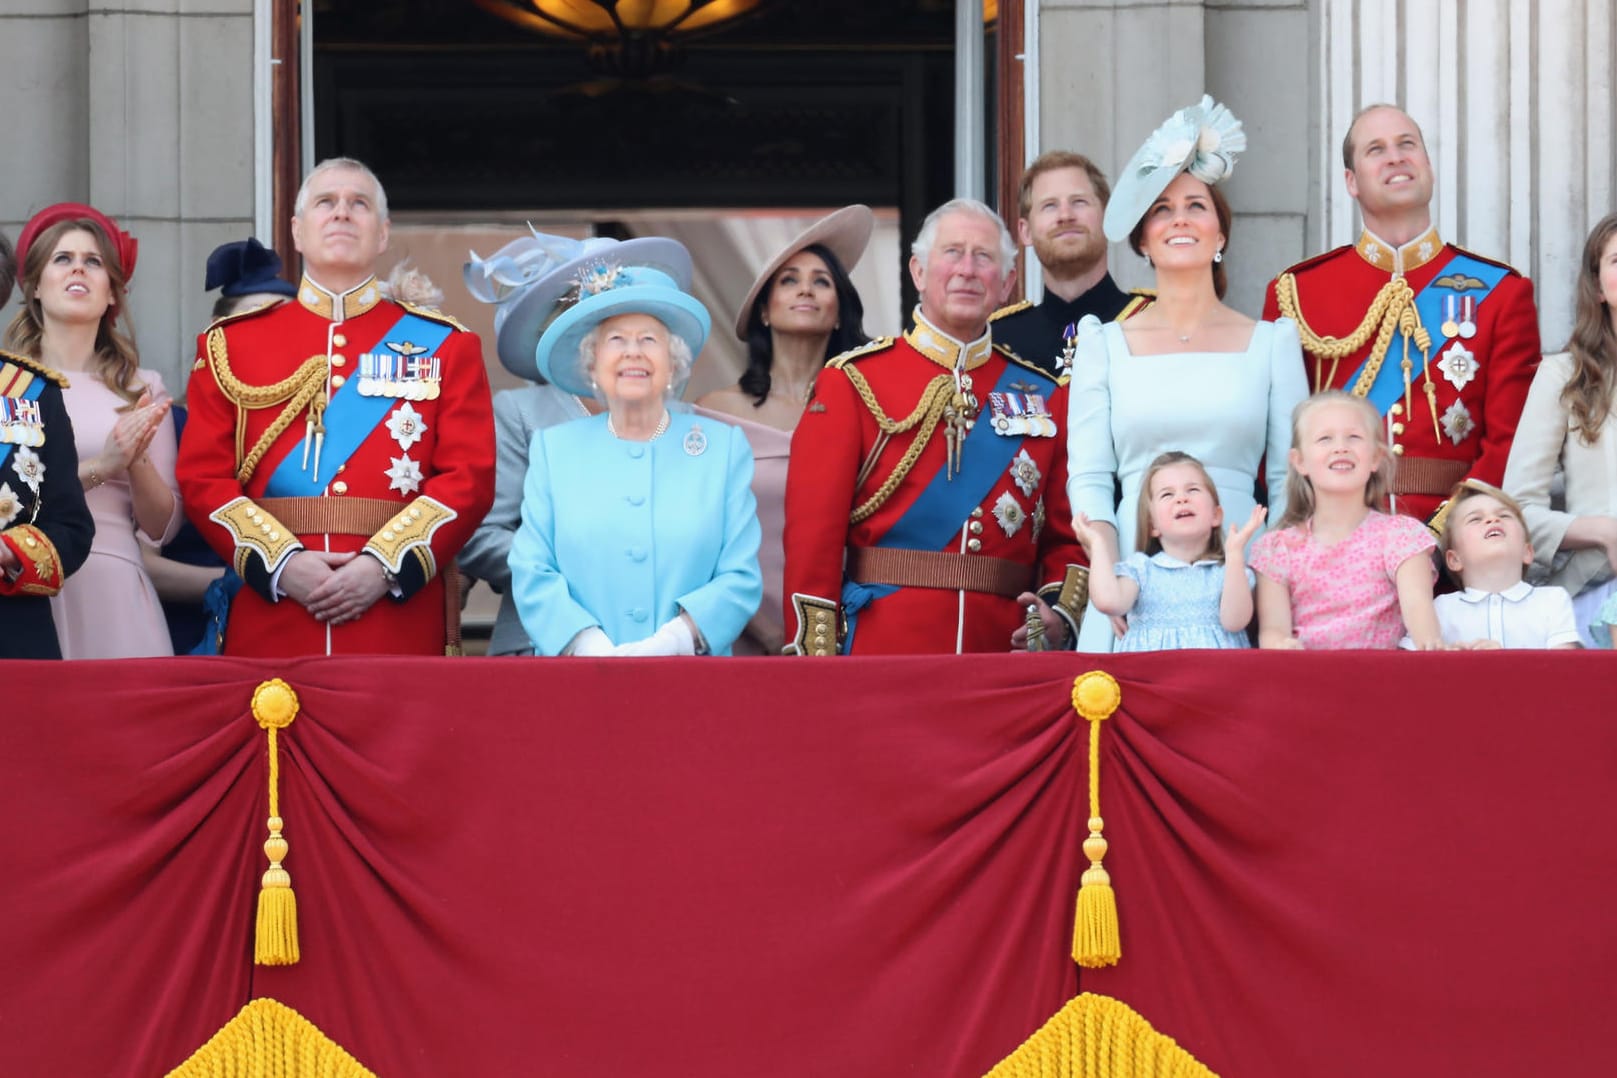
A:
[1073, 450, 1265, 651]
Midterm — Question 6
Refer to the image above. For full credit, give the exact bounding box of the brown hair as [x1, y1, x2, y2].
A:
[3, 218, 146, 406]
[1275, 391, 1396, 529]
[1133, 450, 1228, 562]
[1341, 103, 1428, 171]
[1439, 479, 1529, 554]
[1560, 212, 1617, 445]
[1126, 178, 1233, 299]
[1017, 150, 1111, 220]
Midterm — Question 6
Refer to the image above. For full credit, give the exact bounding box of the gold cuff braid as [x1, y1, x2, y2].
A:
[363, 496, 456, 579]
[209, 497, 302, 578]
[784, 593, 840, 656]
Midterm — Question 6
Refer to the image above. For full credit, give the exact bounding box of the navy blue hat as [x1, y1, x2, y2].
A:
[204, 238, 297, 298]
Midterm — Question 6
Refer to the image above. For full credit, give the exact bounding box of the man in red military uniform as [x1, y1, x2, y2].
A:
[177, 158, 494, 656]
[782, 198, 1087, 655]
[1263, 104, 1540, 529]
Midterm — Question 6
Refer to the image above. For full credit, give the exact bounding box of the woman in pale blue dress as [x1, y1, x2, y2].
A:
[1065, 96, 1308, 651]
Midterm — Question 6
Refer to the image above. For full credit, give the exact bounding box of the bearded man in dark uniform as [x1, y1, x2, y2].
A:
[990, 151, 1152, 376]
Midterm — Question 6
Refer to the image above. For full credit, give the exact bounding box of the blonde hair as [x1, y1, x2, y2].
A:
[1275, 390, 1395, 529]
[3, 217, 146, 407]
[1439, 479, 1528, 554]
[1133, 450, 1227, 562]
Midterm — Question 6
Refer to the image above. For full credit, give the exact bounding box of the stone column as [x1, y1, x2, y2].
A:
[1318, 0, 1616, 344]
[0, 0, 259, 390]
[1032, 0, 1314, 316]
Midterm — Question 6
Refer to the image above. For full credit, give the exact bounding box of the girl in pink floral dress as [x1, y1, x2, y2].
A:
[1251, 391, 1442, 649]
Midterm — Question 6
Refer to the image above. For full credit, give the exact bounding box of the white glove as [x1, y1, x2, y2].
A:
[566, 626, 615, 657]
[612, 615, 697, 657]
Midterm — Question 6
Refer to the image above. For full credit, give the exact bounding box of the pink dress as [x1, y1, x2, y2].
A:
[50, 369, 183, 658]
[694, 406, 788, 656]
[1250, 511, 1435, 650]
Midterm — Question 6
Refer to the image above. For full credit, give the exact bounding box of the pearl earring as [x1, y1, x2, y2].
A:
[1214, 251, 1224, 264]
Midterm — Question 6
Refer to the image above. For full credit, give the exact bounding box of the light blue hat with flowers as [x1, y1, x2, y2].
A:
[464, 230, 693, 384]
[532, 258, 711, 399]
[1103, 95, 1247, 243]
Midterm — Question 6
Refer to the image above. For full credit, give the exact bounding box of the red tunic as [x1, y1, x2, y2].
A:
[1263, 227, 1540, 523]
[176, 276, 495, 657]
[782, 315, 1085, 655]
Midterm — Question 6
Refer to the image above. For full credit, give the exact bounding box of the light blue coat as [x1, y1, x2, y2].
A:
[510, 411, 762, 656]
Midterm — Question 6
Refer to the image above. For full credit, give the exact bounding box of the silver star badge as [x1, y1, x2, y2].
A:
[1008, 449, 1041, 497]
[1437, 343, 1477, 391]
[386, 402, 428, 451]
[992, 491, 1025, 538]
[12, 445, 45, 494]
[0, 482, 19, 529]
[1441, 400, 1475, 445]
[386, 453, 424, 494]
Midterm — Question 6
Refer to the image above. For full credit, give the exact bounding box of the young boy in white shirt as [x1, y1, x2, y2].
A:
[1428, 481, 1582, 649]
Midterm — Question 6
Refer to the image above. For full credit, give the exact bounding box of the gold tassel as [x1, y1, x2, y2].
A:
[1071, 671, 1122, 968]
[251, 679, 301, 966]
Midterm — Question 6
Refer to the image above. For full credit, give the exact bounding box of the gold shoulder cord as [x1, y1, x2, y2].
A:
[1273, 273, 1414, 395]
[206, 326, 331, 484]
[840, 366, 956, 524]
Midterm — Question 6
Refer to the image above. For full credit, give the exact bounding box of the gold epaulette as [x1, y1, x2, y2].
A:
[1445, 244, 1523, 278]
[0, 349, 68, 388]
[825, 337, 896, 370]
[1118, 290, 1155, 321]
[204, 298, 284, 332]
[994, 343, 1067, 387]
[399, 301, 470, 333]
[988, 299, 1032, 323]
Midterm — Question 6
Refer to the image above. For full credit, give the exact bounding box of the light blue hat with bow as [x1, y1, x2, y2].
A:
[1103, 95, 1247, 243]
[464, 230, 694, 384]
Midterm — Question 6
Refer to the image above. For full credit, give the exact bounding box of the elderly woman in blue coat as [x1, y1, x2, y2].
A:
[509, 247, 762, 656]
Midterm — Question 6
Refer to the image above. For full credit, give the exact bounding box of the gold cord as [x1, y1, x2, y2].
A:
[842, 367, 957, 524]
[1273, 273, 1418, 396]
[206, 327, 330, 485]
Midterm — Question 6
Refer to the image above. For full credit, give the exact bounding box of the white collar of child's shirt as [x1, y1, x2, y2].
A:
[1456, 581, 1536, 604]
[1147, 551, 1222, 569]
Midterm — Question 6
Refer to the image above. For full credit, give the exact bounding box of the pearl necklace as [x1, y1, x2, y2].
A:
[607, 410, 671, 441]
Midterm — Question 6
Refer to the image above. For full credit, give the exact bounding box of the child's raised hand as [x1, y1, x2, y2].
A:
[1072, 512, 1103, 554]
[1227, 505, 1266, 552]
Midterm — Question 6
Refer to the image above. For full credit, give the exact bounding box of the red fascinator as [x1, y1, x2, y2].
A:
[16, 202, 140, 283]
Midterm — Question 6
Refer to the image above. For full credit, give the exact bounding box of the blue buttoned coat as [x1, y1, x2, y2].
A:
[510, 410, 762, 656]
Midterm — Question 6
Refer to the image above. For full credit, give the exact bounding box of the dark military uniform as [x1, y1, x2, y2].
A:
[989, 274, 1153, 376]
[0, 350, 94, 659]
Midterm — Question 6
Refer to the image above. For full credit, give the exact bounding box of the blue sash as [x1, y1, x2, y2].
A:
[264, 313, 451, 496]
[840, 361, 1055, 653]
[1348, 253, 1510, 415]
[876, 362, 1052, 551]
[0, 375, 47, 475]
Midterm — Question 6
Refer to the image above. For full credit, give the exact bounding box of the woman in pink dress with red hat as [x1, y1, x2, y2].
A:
[5, 203, 183, 657]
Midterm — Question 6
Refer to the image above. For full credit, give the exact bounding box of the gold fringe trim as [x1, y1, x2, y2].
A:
[1071, 672, 1121, 968]
[985, 993, 1219, 1078]
[252, 679, 301, 966]
[165, 998, 377, 1078]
